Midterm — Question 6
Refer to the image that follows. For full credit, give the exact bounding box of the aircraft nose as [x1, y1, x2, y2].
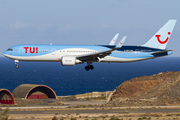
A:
[3, 51, 7, 56]
[3, 50, 10, 57]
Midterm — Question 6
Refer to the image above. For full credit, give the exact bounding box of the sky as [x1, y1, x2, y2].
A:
[0, 0, 180, 56]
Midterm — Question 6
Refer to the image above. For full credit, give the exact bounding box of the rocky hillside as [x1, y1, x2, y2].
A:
[106, 71, 180, 107]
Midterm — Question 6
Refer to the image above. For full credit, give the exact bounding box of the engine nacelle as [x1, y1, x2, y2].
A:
[61, 56, 83, 66]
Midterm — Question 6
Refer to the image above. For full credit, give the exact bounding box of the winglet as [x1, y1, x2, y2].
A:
[108, 33, 119, 45]
[115, 36, 127, 48]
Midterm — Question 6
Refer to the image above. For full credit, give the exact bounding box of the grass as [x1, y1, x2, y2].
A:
[0, 107, 10, 120]
[48, 101, 64, 105]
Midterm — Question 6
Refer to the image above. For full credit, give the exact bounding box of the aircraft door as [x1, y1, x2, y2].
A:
[135, 49, 139, 56]
[19, 48, 23, 55]
[51, 48, 56, 55]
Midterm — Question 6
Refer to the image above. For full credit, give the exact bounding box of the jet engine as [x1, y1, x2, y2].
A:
[61, 56, 83, 66]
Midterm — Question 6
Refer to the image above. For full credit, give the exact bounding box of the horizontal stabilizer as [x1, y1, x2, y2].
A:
[150, 50, 174, 55]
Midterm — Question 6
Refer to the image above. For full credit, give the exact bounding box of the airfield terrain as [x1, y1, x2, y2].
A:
[1, 71, 180, 119]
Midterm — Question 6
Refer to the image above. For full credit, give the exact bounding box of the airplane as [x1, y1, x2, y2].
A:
[3, 20, 177, 71]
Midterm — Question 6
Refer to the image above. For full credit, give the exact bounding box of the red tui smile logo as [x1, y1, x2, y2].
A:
[155, 32, 171, 44]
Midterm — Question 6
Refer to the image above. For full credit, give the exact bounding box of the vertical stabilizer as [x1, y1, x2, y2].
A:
[108, 33, 119, 45]
[142, 20, 177, 49]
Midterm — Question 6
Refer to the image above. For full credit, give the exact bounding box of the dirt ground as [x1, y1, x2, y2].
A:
[8, 113, 180, 120]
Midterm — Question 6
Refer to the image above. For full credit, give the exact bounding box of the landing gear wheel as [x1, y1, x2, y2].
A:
[16, 65, 19, 68]
[85, 65, 94, 71]
[14, 60, 19, 69]
[85, 66, 89, 71]
[90, 65, 94, 70]
[85, 61, 94, 71]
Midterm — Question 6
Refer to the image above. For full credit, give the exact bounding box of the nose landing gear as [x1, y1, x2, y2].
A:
[16, 65, 19, 68]
[15, 60, 19, 68]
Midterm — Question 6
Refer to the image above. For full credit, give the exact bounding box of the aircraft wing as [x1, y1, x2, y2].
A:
[108, 33, 119, 45]
[77, 36, 126, 61]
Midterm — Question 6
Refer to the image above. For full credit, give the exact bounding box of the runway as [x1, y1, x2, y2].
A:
[2, 108, 180, 115]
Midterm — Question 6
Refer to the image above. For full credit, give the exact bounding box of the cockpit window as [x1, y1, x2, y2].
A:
[7, 48, 13, 51]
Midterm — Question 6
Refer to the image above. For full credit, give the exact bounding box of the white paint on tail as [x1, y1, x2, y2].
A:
[142, 20, 177, 49]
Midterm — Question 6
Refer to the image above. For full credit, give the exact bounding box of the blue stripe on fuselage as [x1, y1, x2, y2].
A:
[100, 45, 164, 52]
[4, 44, 164, 58]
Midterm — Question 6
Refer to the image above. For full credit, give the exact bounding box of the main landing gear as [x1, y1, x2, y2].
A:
[15, 60, 19, 68]
[85, 62, 94, 71]
[85, 65, 94, 71]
